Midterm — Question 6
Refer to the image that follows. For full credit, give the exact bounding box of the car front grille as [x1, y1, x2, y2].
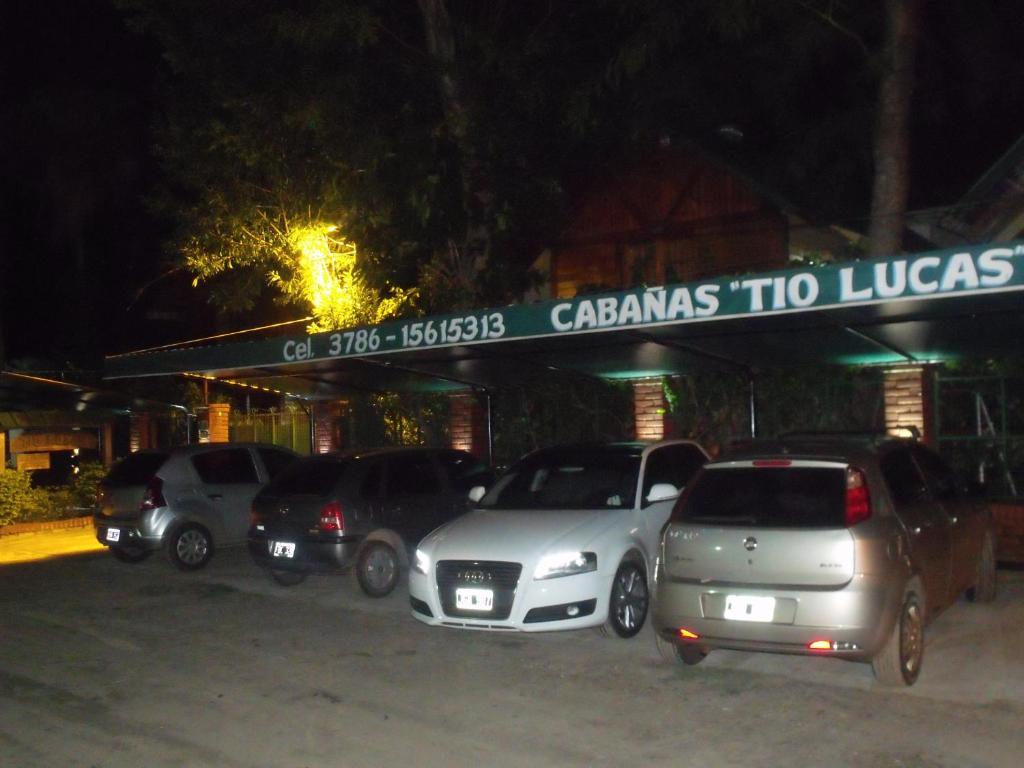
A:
[436, 560, 522, 620]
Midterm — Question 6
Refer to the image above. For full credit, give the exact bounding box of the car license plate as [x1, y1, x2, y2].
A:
[455, 587, 493, 611]
[724, 595, 776, 622]
[105, 528, 121, 543]
[272, 541, 295, 558]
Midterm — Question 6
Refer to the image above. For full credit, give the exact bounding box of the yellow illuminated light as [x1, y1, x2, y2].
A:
[182, 372, 291, 398]
[271, 223, 415, 333]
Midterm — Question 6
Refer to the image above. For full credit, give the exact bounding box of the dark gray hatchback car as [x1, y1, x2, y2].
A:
[248, 447, 492, 596]
[653, 434, 997, 686]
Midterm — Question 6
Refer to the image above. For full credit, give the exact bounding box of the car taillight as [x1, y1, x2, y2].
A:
[139, 477, 166, 511]
[318, 501, 345, 533]
[844, 467, 871, 527]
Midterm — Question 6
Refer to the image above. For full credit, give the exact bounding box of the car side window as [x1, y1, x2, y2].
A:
[436, 450, 491, 492]
[384, 454, 441, 497]
[257, 448, 296, 480]
[359, 460, 385, 500]
[642, 444, 707, 505]
[191, 448, 259, 484]
[880, 449, 929, 506]
[911, 447, 960, 501]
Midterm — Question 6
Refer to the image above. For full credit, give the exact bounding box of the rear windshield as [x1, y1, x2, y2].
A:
[676, 466, 847, 527]
[263, 457, 349, 497]
[103, 452, 169, 486]
[481, 448, 640, 510]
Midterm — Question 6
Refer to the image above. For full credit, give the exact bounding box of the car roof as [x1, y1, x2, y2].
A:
[323, 446, 474, 461]
[165, 442, 295, 456]
[718, 433, 917, 465]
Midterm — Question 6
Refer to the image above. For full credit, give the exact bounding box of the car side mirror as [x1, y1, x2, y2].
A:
[646, 483, 679, 504]
[468, 485, 487, 503]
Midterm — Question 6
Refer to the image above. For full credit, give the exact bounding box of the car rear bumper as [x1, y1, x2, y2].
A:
[652, 572, 899, 658]
[93, 515, 163, 551]
[247, 531, 361, 572]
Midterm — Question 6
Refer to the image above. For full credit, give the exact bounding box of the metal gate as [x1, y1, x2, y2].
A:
[230, 410, 311, 455]
[934, 373, 1023, 498]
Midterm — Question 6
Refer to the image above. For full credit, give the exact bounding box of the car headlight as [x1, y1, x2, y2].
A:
[414, 548, 430, 575]
[533, 551, 597, 580]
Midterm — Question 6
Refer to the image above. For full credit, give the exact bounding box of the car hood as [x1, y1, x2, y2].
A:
[420, 507, 622, 563]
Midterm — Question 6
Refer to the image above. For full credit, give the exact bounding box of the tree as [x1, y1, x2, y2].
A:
[121, 0, 582, 321]
[868, 0, 923, 256]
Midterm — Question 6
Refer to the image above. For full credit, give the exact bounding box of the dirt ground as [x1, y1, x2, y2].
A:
[1, 546, 1022, 768]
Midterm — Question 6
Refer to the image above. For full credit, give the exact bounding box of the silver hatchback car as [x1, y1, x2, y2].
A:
[94, 443, 297, 570]
[652, 435, 997, 685]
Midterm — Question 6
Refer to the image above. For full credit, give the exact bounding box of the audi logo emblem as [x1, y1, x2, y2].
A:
[457, 569, 491, 584]
[743, 536, 758, 552]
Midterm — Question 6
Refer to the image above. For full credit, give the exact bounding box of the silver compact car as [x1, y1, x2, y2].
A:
[94, 443, 297, 570]
[652, 435, 997, 686]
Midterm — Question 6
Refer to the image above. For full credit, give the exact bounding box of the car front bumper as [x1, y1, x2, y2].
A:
[408, 564, 612, 632]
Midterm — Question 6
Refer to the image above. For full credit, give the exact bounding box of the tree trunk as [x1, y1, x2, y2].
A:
[416, 0, 493, 291]
[868, 0, 922, 257]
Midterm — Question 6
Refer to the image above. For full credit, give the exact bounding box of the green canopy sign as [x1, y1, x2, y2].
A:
[106, 242, 1024, 379]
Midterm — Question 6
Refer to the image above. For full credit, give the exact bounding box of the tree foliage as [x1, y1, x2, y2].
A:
[119, 0, 1024, 331]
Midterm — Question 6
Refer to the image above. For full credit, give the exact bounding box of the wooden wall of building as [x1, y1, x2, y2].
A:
[550, 148, 788, 298]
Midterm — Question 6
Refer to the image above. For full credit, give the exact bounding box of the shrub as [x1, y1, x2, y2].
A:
[71, 461, 106, 511]
[0, 469, 49, 527]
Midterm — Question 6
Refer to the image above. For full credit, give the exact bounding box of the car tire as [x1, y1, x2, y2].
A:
[356, 541, 400, 598]
[111, 546, 151, 564]
[166, 524, 213, 571]
[871, 590, 924, 686]
[270, 568, 308, 587]
[655, 633, 707, 666]
[966, 533, 997, 603]
[603, 561, 649, 639]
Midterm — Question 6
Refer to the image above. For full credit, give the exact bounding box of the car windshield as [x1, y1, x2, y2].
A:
[480, 447, 640, 510]
[103, 452, 169, 486]
[262, 456, 350, 497]
[677, 466, 847, 527]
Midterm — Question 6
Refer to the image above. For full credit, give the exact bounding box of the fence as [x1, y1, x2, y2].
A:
[230, 410, 311, 455]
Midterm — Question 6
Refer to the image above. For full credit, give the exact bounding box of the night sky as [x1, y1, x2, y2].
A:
[3, 0, 1024, 377]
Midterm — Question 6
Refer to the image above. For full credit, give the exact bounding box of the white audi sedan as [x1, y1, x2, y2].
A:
[409, 440, 708, 637]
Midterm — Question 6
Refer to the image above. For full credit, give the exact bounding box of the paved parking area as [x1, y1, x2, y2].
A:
[1, 547, 1022, 767]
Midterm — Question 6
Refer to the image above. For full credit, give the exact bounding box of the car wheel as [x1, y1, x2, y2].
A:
[166, 524, 213, 571]
[966, 533, 997, 603]
[604, 561, 648, 638]
[356, 542, 400, 598]
[871, 590, 924, 686]
[269, 568, 308, 587]
[110, 546, 151, 564]
[655, 633, 707, 666]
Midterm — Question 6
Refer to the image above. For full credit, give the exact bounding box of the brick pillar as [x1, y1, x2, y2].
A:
[313, 401, 346, 454]
[449, 392, 488, 461]
[884, 366, 934, 445]
[0, 432, 6, 469]
[130, 414, 153, 452]
[208, 403, 231, 443]
[102, 423, 114, 466]
[632, 378, 667, 441]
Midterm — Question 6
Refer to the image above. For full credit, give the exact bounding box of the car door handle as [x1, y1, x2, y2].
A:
[207, 493, 223, 500]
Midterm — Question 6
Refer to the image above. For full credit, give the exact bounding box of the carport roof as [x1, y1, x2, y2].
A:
[0, 370, 186, 427]
[104, 242, 1024, 398]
